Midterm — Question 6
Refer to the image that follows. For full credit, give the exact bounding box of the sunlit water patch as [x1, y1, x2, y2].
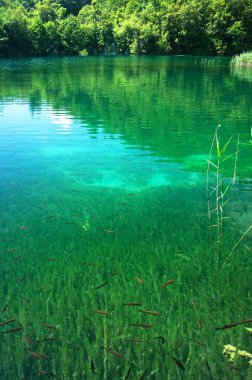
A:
[0, 103, 204, 194]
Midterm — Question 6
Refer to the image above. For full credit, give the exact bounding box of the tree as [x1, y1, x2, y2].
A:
[78, 4, 115, 54]
[0, 16, 8, 56]
[32, 0, 65, 23]
[60, 0, 91, 16]
[3, 5, 32, 56]
[114, 13, 141, 54]
[59, 14, 86, 54]
[29, 16, 60, 55]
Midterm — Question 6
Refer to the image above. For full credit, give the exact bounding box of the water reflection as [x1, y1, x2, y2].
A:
[50, 111, 74, 134]
[0, 56, 251, 178]
[0, 103, 203, 192]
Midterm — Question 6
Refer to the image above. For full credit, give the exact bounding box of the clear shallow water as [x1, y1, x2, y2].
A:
[0, 56, 251, 379]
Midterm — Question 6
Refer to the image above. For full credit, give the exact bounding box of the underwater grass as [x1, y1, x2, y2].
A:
[0, 182, 251, 379]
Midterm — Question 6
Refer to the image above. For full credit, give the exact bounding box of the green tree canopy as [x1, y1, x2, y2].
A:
[0, 0, 252, 57]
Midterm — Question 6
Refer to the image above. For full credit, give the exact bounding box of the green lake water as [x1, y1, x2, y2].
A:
[0, 56, 251, 379]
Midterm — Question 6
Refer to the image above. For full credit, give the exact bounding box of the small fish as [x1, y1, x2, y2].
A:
[124, 365, 133, 379]
[0, 318, 16, 326]
[94, 310, 110, 316]
[69, 189, 79, 192]
[19, 275, 33, 282]
[44, 257, 57, 262]
[26, 349, 51, 359]
[37, 336, 56, 344]
[189, 338, 206, 347]
[123, 302, 143, 307]
[14, 255, 21, 261]
[6, 248, 16, 253]
[1, 303, 10, 313]
[154, 336, 165, 344]
[101, 346, 124, 358]
[104, 229, 115, 234]
[170, 355, 185, 372]
[227, 362, 239, 372]
[40, 323, 57, 330]
[139, 309, 160, 316]
[216, 318, 252, 330]
[117, 202, 128, 206]
[127, 193, 135, 196]
[135, 276, 144, 285]
[0, 327, 23, 334]
[64, 221, 75, 225]
[107, 272, 119, 276]
[95, 283, 107, 289]
[133, 323, 153, 329]
[160, 280, 174, 288]
[17, 225, 28, 230]
[126, 338, 142, 343]
[45, 215, 55, 220]
[35, 369, 55, 377]
[83, 262, 97, 267]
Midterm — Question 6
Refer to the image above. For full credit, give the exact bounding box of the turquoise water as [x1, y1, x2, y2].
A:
[0, 56, 251, 379]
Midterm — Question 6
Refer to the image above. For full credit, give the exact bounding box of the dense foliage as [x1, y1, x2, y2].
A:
[0, 0, 252, 57]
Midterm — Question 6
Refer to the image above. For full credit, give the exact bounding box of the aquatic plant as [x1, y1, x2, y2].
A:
[0, 182, 251, 379]
[224, 344, 252, 367]
[223, 327, 252, 368]
[231, 52, 252, 67]
[207, 125, 252, 262]
[206, 124, 238, 257]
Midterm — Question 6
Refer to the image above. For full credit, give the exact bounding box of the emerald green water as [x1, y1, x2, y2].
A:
[0, 56, 251, 379]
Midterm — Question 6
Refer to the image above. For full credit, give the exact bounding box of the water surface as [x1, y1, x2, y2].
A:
[0, 56, 251, 379]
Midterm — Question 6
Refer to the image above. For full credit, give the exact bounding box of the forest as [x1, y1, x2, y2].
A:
[0, 0, 252, 57]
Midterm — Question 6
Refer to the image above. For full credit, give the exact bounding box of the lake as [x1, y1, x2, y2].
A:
[0, 56, 251, 379]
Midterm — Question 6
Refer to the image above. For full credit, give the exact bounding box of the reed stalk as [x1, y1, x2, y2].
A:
[103, 318, 108, 380]
[206, 125, 245, 258]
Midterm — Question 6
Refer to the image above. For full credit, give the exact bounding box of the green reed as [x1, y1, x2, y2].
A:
[231, 52, 252, 67]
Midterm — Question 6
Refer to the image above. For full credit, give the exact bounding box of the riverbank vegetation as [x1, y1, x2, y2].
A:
[231, 51, 252, 67]
[1, 0, 252, 57]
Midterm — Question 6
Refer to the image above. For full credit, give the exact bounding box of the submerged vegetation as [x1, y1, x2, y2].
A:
[231, 51, 252, 67]
[0, 54, 251, 378]
[0, 182, 251, 379]
[0, 124, 251, 378]
[1, 0, 252, 57]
